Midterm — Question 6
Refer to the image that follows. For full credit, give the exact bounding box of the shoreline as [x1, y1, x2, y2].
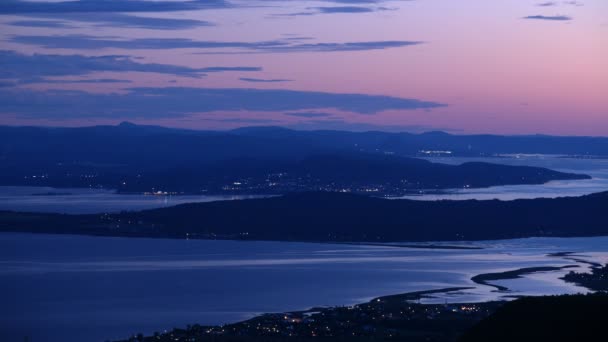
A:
[114, 286, 498, 342]
[114, 262, 607, 341]
[0, 230, 487, 250]
[0, 169, 593, 199]
[3, 231, 604, 342]
[471, 265, 580, 291]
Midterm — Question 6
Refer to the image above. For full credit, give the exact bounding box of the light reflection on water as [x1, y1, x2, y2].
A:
[0, 186, 267, 214]
[1, 156, 607, 341]
[0, 233, 606, 342]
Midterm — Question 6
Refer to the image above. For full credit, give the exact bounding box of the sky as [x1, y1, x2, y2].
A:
[0, 0, 607, 135]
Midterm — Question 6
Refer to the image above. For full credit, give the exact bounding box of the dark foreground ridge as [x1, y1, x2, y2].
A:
[114, 287, 500, 342]
[114, 293, 608, 342]
[460, 294, 608, 342]
[1, 191, 608, 242]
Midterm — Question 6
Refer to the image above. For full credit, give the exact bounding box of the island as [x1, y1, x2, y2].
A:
[1, 191, 607, 243]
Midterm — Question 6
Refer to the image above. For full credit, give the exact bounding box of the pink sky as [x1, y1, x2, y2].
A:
[0, 0, 607, 135]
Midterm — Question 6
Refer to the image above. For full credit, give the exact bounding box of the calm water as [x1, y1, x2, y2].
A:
[1, 155, 607, 341]
[0, 186, 266, 214]
[397, 155, 608, 200]
[1, 233, 607, 342]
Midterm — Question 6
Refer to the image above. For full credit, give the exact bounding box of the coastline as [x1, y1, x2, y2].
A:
[471, 265, 580, 291]
[114, 260, 606, 341]
[3, 231, 605, 342]
[114, 287, 500, 342]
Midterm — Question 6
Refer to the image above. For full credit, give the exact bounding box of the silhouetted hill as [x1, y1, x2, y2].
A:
[2, 191, 607, 242]
[227, 126, 608, 156]
[111, 153, 587, 194]
[460, 294, 608, 342]
[2, 123, 608, 168]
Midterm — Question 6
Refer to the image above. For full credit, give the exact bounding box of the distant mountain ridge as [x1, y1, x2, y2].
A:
[2, 123, 608, 161]
[0, 123, 597, 195]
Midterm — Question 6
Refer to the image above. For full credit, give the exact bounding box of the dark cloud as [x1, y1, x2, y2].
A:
[277, 6, 393, 17]
[0, 0, 406, 16]
[0, 81, 16, 88]
[536, 1, 583, 7]
[8, 20, 75, 28]
[1, 0, 220, 30]
[0, 87, 446, 119]
[217, 118, 279, 124]
[0, 50, 261, 82]
[316, 6, 390, 13]
[264, 41, 421, 53]
[24, 13, 214, 30]
[0, 0, 230, 14]
[523, 15, 572, 20]
[283, 37, 315, 40]
[308, 0, 393, 2]
[11, 35, 423, 53]
[21, 77, 132, 85]
[240, 78, 293, 83]
[10, 35, 287, 50]
[203, 67, 262, 72]
[283, 0, 410, 3]
[284, 112, 333, 118]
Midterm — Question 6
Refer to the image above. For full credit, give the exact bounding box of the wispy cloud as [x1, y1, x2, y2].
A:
[0, 0, 230, 14]
[0, 0, 405, 15]
[0, 87, 446, 119]
[201, 67, 262, 72]
[24, 13, 214, 30]
[536, 1, 583, 7]
[5, 78, 133, 87]
[277, 6, 393, 17]
[0, 50, 261, 82]
[11, 35, 423, 53]
[8, 20, 76, 29]
[523, 15, 572, 21]
[1, 0, 220, 30]
[284, 112, 333, 118]
[217, 118, 279, 124]
[240, 78, 293, 83]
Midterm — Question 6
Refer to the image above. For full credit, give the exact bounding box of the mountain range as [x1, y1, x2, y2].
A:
[0, 123, 596, 195]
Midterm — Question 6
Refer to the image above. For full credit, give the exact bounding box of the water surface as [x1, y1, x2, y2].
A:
[0, 186, 265, 214]
[1, 233, 606, 342]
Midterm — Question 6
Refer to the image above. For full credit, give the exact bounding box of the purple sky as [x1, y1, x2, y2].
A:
[0, 0, 607, 135]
